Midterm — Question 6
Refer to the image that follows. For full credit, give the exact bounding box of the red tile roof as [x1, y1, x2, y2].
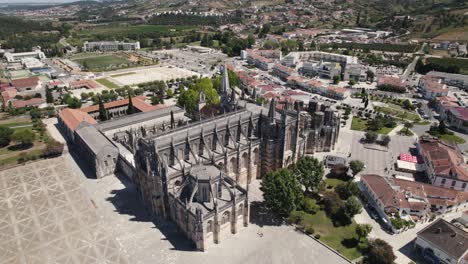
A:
[69, 79, 99, 89]
[419, 138, 468, 181]
[11, 98, 45, 108]
[59, 108, 97, 131]
[10, 77, 39, 89]
[80, 96, 160, 113]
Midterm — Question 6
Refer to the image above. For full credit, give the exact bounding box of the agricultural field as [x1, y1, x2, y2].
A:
[72, 54, 134, 72]
[67, 24, 198, 47]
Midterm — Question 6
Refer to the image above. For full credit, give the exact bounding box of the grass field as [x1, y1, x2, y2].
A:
[72, 55, 132, 71]
[298, 210, 362, 260]
[0, 117, 46, 169]
[374, 105, 421, 122]
[95, 78, 120, 89]
[351, 116, 395, 134]
[429, 130, 466, 144]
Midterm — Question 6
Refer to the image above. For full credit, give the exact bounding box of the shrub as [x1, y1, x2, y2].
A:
[302, 197, 319, 214]
[305, 227, 315, 235]
[315, 234, 321, 239]
[288, 210, 306, 224]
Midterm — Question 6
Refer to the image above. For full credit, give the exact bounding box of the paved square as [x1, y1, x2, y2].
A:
[0, 158, 128, 264]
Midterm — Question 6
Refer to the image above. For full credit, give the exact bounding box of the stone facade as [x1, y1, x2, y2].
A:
[60, 65, 341, 250]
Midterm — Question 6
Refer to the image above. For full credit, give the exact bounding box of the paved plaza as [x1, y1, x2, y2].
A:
[0, 154, 350, 264]
[0, 158, 128, 264]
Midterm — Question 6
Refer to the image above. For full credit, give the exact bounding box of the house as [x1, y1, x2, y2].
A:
[445, 107, 468, 134]
[419, 76, 448, 99]
[417, 137, 468, 192]
[10, 77, 41, 95]
[11, 98, 46, 109]
[360, 174, 468, 232]
[414, 219, 468, 264]
[271, 63, 295, 80]
[69, 79, 99, 90]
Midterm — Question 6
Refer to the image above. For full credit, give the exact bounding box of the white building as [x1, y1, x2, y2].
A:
[83, 41, 140, 52]
[414, 219, 468, 264]
[4, 50, 46, 63]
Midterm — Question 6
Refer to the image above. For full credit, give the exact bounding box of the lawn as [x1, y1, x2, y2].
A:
[95, 78, 120, 89]
[73, 55, 132, 71]
[77, 24, 197, 38]
[0, 117, 47, 169]
[374, 106, 421, 122]
[350, 116, 395, 135]
[298, 210, 362, 260]
[429, 131, 466, 144]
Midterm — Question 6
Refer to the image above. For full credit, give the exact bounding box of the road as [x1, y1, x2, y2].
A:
[402, 43, 426, 79]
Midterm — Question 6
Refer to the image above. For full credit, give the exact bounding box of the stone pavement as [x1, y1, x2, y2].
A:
[0, 158, 128, 264]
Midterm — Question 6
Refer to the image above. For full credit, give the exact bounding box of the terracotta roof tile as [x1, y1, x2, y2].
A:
[59, 108, 97, 131]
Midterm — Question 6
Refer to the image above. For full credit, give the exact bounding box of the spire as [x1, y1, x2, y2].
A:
[221, 64, 230, 95]
[268, 99, 276, 124]
[170, 110, 175, 129]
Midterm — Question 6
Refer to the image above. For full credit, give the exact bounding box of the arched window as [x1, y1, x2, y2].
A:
[230, 157, 238, 174]
[221, 211, 230, 225]
[206, 220, 213, 233]
[253, 148, 259, 166]
[238, 204, 243, 216]
[242, 152, 249, 169]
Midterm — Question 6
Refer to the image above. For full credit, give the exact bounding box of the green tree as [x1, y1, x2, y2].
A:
[404, 122, 413, 134]
[380, 135, 391, 146]
[364, 131, 378, 143]
[45, 86, 54, 104]
[12, 129, 35, 146]
[438, 120, 447, 134]
[0, 126, 13, 147]
[260, 168, 304, 216]
[335, 181, 360, 200]
[247, 34, 255, 48]
[344, 196, 362, 218]
[364, 239, 396, 264]
[349, 160, 365, 177]
[291, 156, 324, 192]
[127, 92, 134, 115]
[333, 75, 341, 84]
[356, 224, 372, 241]
[322, 191, 344, 216]
[366, 70, 375, 82]
[98, 97, 108, 121]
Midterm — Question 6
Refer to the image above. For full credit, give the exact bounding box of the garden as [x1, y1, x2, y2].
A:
[0, 115, 63, 169]
[260, 156, 395, 263]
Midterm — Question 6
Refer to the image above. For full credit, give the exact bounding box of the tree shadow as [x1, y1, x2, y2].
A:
[249, 201, 284, 227]
[8, 143, 33, 151]
[341, 238, 359, 248]
[105, 173, 196, 252]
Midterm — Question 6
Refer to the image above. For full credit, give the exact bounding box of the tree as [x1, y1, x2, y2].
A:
[322, 191, 344, 216]
[127, 92, 134, 115]
[12, 130, 35, 146]
[349, 160, 365, 177]
[366, 70, 375, 82]
[364, 131, 378, 143]
[151, 96, 161, 105]
[438, 120, 447, 134]
[364, 98, 369, 109]
[404, 122, 413, 134]
[335, 181, 360, 200]
[247, 34, 255, 48]
[260, 168, 304, 216]
[364, 239, 396, 264]
[356, 224, 372, 241]
[291, 156, 324, 192]
[0, 127, 13, 147]
[45, 86, 54, 104]
[344, 196, 362, 218]
[380, 135, 391, 146]
[98, 97, 108, 121]
[42, 140, 64, 157]
[166, 88, 174, 98]
[333, 75, 341, 84]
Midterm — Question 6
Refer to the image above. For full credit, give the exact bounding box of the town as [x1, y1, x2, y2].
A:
[0, 1, 467, 264]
